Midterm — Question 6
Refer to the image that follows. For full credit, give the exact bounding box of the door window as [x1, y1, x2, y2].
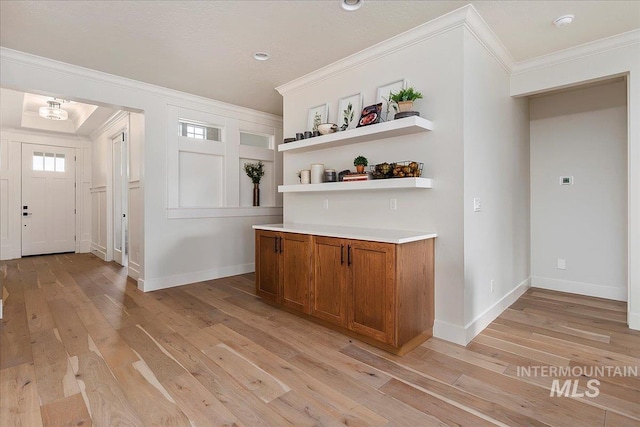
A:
[32, 152, 65, 172]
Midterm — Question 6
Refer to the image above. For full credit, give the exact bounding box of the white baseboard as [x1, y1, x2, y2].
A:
[0, 247, 20, 261]
[90, 244, 107, 261]
[464, 277, 531, 344]
[0, 299, 3, 319]
[78, 239, 91, 253]
[531, 276, 627, 302]
[433, 319, 467, 346]
[434, 277, 531, 346]
[629, 312, 640, 330]
[128, 261, 140, 281]
[140, 263, 255, 292]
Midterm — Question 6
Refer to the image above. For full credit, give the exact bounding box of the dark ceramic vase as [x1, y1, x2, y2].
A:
[253, 183, 260, 206]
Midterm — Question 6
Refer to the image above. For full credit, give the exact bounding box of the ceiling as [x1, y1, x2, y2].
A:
[0, 88, 118, 136]
[0, 1, 638, 116]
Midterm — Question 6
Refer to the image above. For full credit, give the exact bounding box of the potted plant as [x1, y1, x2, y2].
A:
[353, 155, 368, 174]
[390, 87, 423, 113]
[244, 161, 265, 206]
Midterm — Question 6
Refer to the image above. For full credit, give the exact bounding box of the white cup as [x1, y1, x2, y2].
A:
[300, 170, 310, 184]
[310, 164, 324, 184]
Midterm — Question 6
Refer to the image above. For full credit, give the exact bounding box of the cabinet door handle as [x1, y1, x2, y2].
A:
[347, 245, 352, 266]
[274, 236, 278, 253]
[340, 244, 344, 265]
[279, 236, 283, 253]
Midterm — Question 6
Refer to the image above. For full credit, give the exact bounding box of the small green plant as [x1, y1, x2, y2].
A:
[353, 156, 368, 167]
[244, 161, 265, 184]
[389, 87, 423, 102]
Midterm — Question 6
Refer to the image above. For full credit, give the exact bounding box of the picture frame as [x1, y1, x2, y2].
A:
[337, 93, 363, 131]
[307, 103, 329, 132]
[356, 103, 382, 128]
[376, 79, 406, 121]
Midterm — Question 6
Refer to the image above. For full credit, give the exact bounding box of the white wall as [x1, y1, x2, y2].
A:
[0, 129, 91, 260]
[1, 47, 283, 291]
[277, 7, 533, 344]
[511, 34, 639, 329]
[530, 80, 627, 301]
[128, 112, 144, 280]
[462, 30, 531, 338]
[280, 27, 467, 333]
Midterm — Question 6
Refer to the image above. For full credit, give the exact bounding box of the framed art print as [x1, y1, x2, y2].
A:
[307, 103, 329, 132]
[356, 103, 382, 128]
[376, 79, 406, 121]
[337, 93, 363, 131]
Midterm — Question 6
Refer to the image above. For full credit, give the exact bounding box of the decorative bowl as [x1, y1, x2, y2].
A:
[317, 123, 338, 135]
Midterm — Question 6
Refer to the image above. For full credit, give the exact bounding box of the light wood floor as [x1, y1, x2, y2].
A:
[1, 253, 638, 426]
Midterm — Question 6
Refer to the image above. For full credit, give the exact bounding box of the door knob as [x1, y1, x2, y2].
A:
[23, 212, 32, 216]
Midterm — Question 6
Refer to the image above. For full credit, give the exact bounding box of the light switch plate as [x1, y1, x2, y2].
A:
[473, 198, 481, 212]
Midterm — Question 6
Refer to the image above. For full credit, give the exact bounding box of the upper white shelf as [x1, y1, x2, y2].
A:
[279, 116, 433, 153]
[279, 177, 432, 193]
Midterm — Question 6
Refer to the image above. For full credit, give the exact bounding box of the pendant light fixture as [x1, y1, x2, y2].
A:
[39, 100, 69, 120]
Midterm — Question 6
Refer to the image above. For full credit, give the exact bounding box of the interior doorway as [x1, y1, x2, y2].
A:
[21, 143, 76, 256]
[112, 131, 128, 267]
[529, 78, 628, 303]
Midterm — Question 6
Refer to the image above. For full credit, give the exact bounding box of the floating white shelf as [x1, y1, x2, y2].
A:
[278, 177, 433, 193]
[279, 116, 433, 154]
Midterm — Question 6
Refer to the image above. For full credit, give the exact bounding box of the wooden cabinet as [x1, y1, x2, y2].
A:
[255, 230, 435, 355]
[311, 237, 347, 326]
[312, 237, 395, 344]
[348, 240, 395, 344]
[255, 230, 312, 313]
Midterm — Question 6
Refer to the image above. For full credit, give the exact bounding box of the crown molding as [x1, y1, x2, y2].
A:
[276, 5, 464, 95]
[276, 5, 516, 96]
[0, 47, 282, 124]
[89, 110, 129, 141]
[462, 5, 516, 73]
[512, 29, 640, 75]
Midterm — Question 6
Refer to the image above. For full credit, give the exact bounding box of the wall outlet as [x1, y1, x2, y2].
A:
[390, 198, 397, 210]
[323, 199, 329, 210]
[557, 258, 566, 270]
[473, 198, 481, 212]
[490, 279, 495, 293]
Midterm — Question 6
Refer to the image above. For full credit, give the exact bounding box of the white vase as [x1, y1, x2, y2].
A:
[300, 170, 310, 184]
[310, 164, 324, 184]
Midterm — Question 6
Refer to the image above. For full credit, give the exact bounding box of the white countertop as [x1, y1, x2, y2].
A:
[252, 223, 437, 244]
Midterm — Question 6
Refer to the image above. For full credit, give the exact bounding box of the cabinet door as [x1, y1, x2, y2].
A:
[312, 236, 347, 326]
[347, 240, 395, 344]
[255, 230, 279, 303]
[281, 233, 312, 313]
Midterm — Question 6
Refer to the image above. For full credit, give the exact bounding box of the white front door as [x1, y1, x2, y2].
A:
[21, 143, 76, 256]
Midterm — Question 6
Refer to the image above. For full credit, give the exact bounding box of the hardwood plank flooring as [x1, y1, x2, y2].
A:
[1, 253, 638, 426]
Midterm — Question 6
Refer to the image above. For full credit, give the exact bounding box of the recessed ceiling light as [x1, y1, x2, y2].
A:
[253, 52, 270, 61]
[341, 0, 363, 12]
[553, 14, 575, 28]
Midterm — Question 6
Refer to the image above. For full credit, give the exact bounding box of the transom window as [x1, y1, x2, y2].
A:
[179, 121, 221, 141]
[240, 131, 271, 149]
[33, 152, 65, 172]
